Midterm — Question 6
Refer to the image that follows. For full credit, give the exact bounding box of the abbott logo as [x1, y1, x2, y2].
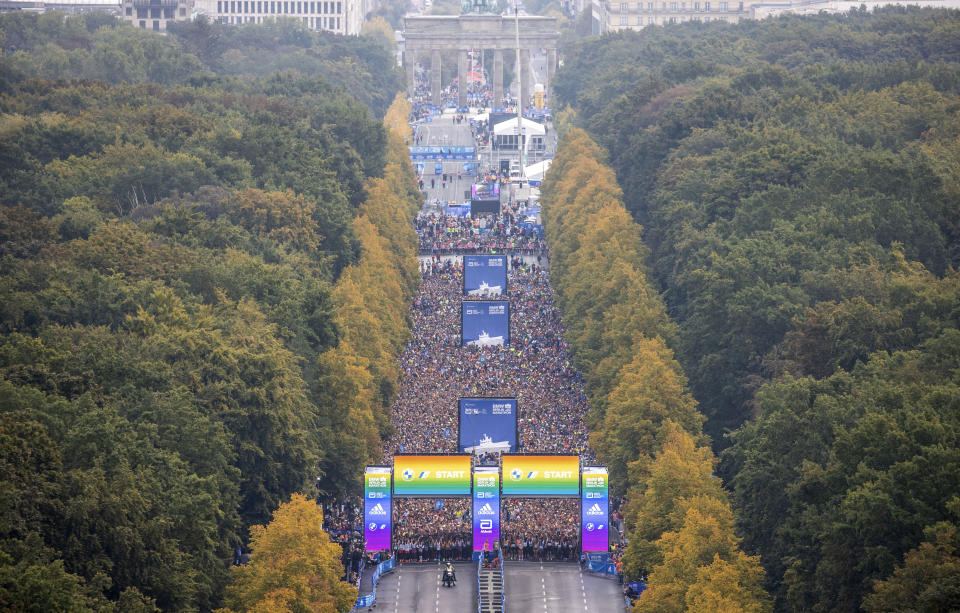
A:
[369, 503, 387, 516]
[478, 503, 495, 516]
[587, 503, 604, 516]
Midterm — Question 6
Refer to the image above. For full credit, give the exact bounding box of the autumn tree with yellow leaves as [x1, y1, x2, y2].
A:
[218, 494, 357, 613]
[314, 94, 422, 494]
[541, 129, 769, 609]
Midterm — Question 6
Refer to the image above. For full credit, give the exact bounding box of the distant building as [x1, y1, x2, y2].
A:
[0, 0, 119, 14]
[601, 0, 960, 31]
[121, 0, 189, 31]
[192, 0, 377, 33]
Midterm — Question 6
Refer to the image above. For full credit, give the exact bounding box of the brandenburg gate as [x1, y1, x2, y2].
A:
[402, 12, 559, 108]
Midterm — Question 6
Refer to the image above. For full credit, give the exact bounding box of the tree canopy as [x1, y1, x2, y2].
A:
[554, 7, 960, 612]
[0, 14, 415, 611]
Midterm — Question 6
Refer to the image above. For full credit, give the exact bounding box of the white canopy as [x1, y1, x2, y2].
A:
[492, 117, 546, 137]
[469, 112, 490, 121]
[523, 159, 552, 181]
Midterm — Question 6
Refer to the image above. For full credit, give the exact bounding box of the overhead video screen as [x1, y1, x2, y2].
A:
[459, 397, 518, 454]
[393, 455, 472, 496]
[464, 255, 507, 297]
[462, 300, 509, 347]
[501, 454, 580, 497]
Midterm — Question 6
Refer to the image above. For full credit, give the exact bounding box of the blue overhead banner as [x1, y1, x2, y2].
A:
[409, 146, 477, 161]
[459, 397, 517, 453]
[464, 255, 507, 297]
[462, 300, 509, 347]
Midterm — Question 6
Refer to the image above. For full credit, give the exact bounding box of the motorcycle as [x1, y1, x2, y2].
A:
[442, 567, 456, 587]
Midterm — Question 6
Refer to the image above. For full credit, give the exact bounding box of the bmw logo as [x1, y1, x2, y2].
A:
[510, 468, 523, 481]
[402, 469, 414, 481]
[586, 523, 595, 532]
[368, 523, 377, 531]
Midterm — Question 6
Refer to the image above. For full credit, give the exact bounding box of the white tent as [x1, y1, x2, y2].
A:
[469, 112, 490, 122]
[492, 117, 546, 136]
[523, 159, 552, 182]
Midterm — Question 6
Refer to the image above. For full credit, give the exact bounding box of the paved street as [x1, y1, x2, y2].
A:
[371, 562, 477, 613]
[504, 561, 627, 613]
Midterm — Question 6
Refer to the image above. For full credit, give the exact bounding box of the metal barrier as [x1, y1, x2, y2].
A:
[352, 556, 396, 611]
[477, 559, 483, 613]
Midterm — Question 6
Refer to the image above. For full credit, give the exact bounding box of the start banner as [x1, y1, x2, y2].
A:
[501, 455, 580, 497]
[393, 455, 472, 497]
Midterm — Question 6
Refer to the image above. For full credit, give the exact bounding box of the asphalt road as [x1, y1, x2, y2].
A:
[503, 561, 626, 613]
[416, 113, 476, 205]
[370, 561, 477, 613]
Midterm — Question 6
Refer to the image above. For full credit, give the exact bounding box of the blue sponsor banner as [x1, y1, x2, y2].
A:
[364, 467, 392, 551]
[461, 300, 509, 347]
[581, 467, 609, 552]
[464, 255, 507, 297]
[459, 397, 517, 453]
[473, 468, 500, 552]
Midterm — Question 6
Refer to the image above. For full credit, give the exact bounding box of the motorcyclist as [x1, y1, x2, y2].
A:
[443, 562, 456, 586]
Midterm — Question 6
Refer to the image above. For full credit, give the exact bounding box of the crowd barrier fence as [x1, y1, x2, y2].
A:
[352, 556, 395, 611]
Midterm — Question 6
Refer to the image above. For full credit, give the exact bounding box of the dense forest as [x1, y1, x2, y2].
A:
[554, 7, 960, 612]
[542, 128, 771, 611]
[0, 12, 416, 611]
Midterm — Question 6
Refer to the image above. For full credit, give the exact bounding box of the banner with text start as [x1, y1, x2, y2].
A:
[581, 466, 609, 552]
[393, 455, 472, 496]
[473, 467, 500, 553]
[364, 467, 392, 551]
[501, 454, 580, 497]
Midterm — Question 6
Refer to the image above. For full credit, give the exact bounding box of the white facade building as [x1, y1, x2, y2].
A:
[192, 0, 347, 33]
[603, 0, 960, 31]
[193, 0, 378, 33]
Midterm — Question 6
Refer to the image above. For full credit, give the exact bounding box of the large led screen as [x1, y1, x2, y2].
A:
[364, 467, 392, 551]
[471, 183, 500, 200]
[473, 467, 500, 553]
[393, 455, 472, 496]
[464, 255, 507, 297]
[462, 301, 509, 347]
[459, 397, 517, 454]
[501, 454, 580, 497]
[581, 467, 609, 552]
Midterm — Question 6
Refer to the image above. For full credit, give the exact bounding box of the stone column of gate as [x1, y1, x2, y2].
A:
[546, 47, 557, 107]
[493, 49, 504, 108]
[405, 48, 417, 99]
[520, 47, 531, 107]
[458, 49, 469, 109]
[431, 49, 442, 106]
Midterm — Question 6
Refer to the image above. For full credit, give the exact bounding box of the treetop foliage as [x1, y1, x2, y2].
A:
[542, 128, 767, 609]
[0, 15, 416, 611]
[555, 7, 960, 611]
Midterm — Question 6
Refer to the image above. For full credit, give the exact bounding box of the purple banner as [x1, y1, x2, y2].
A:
[581, 467, 609, 552]
[364, 467, 392, 551]
[473, 467, 500, 552]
